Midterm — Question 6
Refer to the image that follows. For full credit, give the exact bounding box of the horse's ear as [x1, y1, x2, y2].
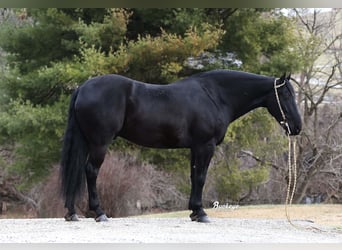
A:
[287, 72, 291, 80]
[280, 72, 286, 82]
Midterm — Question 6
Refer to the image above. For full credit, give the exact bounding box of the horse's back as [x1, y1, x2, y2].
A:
[73, 73, 227, 148]
[77, 74, 132, 100]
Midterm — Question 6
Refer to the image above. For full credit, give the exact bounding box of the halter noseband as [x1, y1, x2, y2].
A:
[274, 78, 291, 135]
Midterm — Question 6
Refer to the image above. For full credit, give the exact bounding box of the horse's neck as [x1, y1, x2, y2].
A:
[216, 78, 273, 122]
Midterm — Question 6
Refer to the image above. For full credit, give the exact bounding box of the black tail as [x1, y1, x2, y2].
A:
[60, 88, 88, 209]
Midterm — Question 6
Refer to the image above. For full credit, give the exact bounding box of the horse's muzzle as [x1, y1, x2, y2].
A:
[280, 121, 301, 136]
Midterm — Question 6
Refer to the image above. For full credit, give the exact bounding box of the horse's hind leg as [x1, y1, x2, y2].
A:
[86, 144, 109, 222]
[64, 200, 79, 221]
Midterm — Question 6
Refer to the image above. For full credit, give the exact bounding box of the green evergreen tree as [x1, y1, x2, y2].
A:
[0, 8, 302, 203]
[0, 8, 224, 188]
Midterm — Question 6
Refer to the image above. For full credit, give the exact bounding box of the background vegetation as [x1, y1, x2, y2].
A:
[0, 8, 340, 218]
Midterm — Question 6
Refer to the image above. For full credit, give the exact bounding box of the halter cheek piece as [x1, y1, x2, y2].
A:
[274, 78, 291, 135]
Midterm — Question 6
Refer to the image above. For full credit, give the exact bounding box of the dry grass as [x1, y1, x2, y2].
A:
[139, 204, 342, 227]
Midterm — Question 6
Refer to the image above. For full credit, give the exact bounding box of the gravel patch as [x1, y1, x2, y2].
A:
[0, 217, 341, 243]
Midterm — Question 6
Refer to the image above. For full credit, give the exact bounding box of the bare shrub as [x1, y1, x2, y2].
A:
[35, 168, 65, 218]
[97, 151, 186, 217]
[37, 151, 186, 218]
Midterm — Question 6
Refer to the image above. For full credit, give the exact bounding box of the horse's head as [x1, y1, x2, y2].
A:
[266, 73, 302, 136]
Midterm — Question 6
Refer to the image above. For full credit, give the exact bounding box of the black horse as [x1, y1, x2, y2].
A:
[61, 69, 302, 223]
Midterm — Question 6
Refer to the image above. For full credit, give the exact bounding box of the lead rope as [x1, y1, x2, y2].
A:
[285, 134, 301, 229]
[274, 79, 297, 228]
[285, 135, 323, 232]
[274, 79, 323, 232]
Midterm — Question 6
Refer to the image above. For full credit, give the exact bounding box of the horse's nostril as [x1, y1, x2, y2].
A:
[295, 126, 301, 135]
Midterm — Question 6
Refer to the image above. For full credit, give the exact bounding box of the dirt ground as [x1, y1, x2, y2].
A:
[140, 204, 342, 227]
[0, 204, 341, 243]
[208, 204, 342, 227]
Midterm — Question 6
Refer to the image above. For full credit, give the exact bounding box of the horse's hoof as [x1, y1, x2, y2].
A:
[65, 213, 79, 222]
[190, 211, 210, 223]
[197, 215, 210, 223]
[95, 214, 109, 222]
[190, 211, 197, 221]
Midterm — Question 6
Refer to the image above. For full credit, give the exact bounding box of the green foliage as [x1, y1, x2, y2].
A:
[212, 109, 287, 202]
[0, 8, 224, 188]
[222, 9, 301, 74]
[214, 162, 269, 202]
[226, 109, 287, 155]
[0, 9, 78, 74]
[79, 23, 224, 83]
[0, 8, 129, 75]
[0, 96, 68, 189]
[74, 8, 129, 53]
[127, 8, 210, 39]
[0, 60, 89, 106]
[0, 8, 301, 199]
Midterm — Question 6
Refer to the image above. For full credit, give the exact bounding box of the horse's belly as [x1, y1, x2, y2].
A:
[118, 124, 188, 149]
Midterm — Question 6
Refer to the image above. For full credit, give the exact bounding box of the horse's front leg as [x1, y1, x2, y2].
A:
[189, 142, 215, 223]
